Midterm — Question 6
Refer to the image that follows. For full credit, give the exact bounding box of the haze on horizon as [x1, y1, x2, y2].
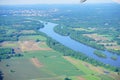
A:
[0, 0, 120, 5]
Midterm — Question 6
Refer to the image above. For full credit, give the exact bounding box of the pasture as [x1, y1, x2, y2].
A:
[64, 56, 117, 80]
[83, 33, 120, 50]
[19, 35, 46, 41]
[0, 50, 84, 80]
[0, 35, 119, 80]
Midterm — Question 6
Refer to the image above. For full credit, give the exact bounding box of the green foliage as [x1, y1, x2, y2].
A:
[94, 50, 107, 58]
[111, 55, 117, 60]
[54, 25, 105, 50]
[0, 48, 23, 60]
[64, 77, 71, 80]
[0, 71, 4, 80]
[70, 32, 105, 50]
[54, 25, 70, 36]
[0, 48, 14, 60]
[0, 16, 44, 42]
[108, 49, 120, 55]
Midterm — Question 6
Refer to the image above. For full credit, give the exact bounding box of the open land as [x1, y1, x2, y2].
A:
[0, 35, 119, 80]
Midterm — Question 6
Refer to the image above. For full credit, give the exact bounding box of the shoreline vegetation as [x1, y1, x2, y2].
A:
[54, 25, 105, 51]
[111, 56, 117, 60]
[54, 25, 120, 55]
[38, 20, 120, 72]
[93, 50, 107, 58]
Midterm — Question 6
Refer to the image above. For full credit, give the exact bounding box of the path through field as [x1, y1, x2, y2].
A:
[30, 58, 43, 68]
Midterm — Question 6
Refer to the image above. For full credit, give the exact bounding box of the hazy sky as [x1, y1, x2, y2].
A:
[0, 0, 119, 5]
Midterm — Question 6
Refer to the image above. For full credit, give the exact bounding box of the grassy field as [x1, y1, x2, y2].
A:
[1, 41, 19, 48]
[64, 56, 117, 80]
[20, 30, 36, 34]
[1, 35, 119, 80]
[19, 35, 46, 41]
[73, 27, 96, 32]
[0, 50, 84, 80]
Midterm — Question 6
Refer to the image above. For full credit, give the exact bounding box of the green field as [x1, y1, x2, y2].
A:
[19, 35, 46, 41]
[64, 57, 115, 80]
[0, 34, 119, 80]
[0, 50, 84, 80]
[24, 50, 84, 76]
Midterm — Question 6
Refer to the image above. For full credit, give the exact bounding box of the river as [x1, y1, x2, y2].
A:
[39, 21, 120, 67]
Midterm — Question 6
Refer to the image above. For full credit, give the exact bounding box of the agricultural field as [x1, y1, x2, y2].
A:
[73, 27, 96, 32]
[64, 56, 120, 80]
[1, 34, 119, 80]
[0, 42, 84, 80]
[0, 4, 120, 80]
[83, 33, 120, 51]
[19, 35, 46, 41]
[20, 30, 36, 34]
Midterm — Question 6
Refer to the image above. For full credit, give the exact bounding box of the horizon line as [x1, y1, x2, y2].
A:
[0, 2, 117, 6]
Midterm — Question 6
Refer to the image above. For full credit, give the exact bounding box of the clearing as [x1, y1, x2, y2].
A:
[19, 41, 51, 51]
[30, 58, 43, 68]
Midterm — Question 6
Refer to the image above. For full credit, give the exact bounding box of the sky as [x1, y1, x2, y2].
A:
[0, 0, 119, 5]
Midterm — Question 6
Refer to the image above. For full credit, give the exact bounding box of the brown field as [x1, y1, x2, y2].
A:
[0, 41, 18, 47]
[64, 56, 104, 74]
[98, 42, 117, 46]
[98, 42, 120, 50]
[19, 41, 51, 51]
[30, 58, 43, 68]
[77, 76, 85, 80]
[73, 27, 96, 32]
[110, 73, 120, 80]
[106, 46, 120, 50]
[83, 34, 120, 50]
[83, 34, 109, 41]
[82, 62, 104, 74]
[64, 56, 120, 80]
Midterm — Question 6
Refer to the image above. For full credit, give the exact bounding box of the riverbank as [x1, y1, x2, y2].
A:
[39, 21, 120, 67]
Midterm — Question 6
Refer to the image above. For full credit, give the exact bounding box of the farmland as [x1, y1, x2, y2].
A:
[0, 4, 120, 80]
[0, 42, 84, 80]
[1, 40, 119, 80]
[1, 32, 119, 80]
[64, 56, 120, 80]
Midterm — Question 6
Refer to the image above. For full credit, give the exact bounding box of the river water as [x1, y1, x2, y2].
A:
[39, 21, 120, 67]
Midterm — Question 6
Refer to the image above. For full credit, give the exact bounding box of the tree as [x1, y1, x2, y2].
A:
[0, 71, 4, 80]
[64, 77, 71, 80]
